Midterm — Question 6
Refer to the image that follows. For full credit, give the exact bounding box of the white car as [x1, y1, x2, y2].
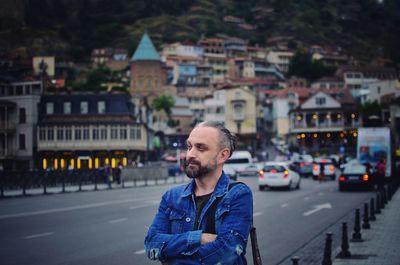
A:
[258, 162, 301, 190]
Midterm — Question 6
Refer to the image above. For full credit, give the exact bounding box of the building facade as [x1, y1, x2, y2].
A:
[37, 92, 147, 170]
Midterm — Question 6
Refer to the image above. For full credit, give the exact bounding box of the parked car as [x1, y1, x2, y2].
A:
[258, 162, 301, 190]
[168, 164, 183, 177]
[292, 154, 314, 177]
[312, 158, 336, 180]
[235, 163, 261, 177]
[223, 150, 253, 181]
[338, 163, 374, 191]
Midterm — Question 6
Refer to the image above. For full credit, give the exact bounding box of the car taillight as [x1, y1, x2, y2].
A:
[300, 162, 304, 167]
[283, 170, 289, 178]
[363, 174, 369, 181]
[258, 170, 264, 179]
[270, 169, 277, 173]
[313, 164, 318, 171]
[339, 176, 345, 181]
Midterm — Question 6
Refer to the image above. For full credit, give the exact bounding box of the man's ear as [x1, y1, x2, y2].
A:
[219, 148, 231, 164]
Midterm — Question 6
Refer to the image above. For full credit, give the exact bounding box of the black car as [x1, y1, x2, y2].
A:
[338, 163, 374, 191]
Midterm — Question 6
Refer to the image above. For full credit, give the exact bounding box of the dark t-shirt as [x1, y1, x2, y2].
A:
[193, 193, 212, 230]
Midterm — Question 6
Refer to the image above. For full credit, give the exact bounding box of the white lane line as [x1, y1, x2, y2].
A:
[0, 198, 153, 220]
[129, 200, 159, 210]
[24, 232, 54, 239]
[108, 218, 127, 224]
[281, 203, 289, 208]
[253, 211, 263, 217]
[304, 197, 310, 201]
[135, 249, 146, 255]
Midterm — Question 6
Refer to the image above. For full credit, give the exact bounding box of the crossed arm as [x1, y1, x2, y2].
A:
[144, 187, 253, 264]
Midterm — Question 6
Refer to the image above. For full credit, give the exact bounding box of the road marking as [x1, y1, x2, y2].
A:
[304, 197, 310, 201]
[253, 211, 263, 217]
[303, 203, 332, 216]
[24, 232, 53, 239]
[281, 203, 289, 208]
[0, 198, 154, 220]
[108, 218, 127, 224]
[135, 249, 146, 255]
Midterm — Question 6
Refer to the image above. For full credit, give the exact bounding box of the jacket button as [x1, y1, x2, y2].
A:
[185, 217, 191, 222]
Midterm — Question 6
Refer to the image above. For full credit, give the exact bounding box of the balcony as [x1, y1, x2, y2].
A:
[0, 121, 17, 131]
[232, 112, 245, 121]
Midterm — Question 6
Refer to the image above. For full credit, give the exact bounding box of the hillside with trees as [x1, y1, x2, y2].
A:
[1, 0, 399, 67]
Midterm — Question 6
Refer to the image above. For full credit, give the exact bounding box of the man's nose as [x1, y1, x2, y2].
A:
[186, 148, 196, 159]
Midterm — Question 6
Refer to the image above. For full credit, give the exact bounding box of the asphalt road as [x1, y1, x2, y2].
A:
[0, 172, 375, 265]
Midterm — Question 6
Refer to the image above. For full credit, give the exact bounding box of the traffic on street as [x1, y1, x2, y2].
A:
[0, 152, 377, 265]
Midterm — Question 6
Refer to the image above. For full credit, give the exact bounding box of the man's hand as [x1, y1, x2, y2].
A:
[201, 233, 217, 245]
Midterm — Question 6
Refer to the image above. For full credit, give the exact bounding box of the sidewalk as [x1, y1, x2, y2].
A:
[332, 189, 400, 265]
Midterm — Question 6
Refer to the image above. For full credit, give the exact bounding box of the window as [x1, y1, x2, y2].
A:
[111, 126, 118, 139]
[75, 127, 82, 140]
[136, 128, 141, 139]
[65, 127, 72, 140]
[97, 101, 106, 114]
[100, 127, 107, 140]
[19, 108, 26, 123]
[83, 126, 90, 140]
[120, 126, 127, 140]
[377, 86, 381, 94]
[16, 85, 23, 95]
[19, 134, 26, 150]
[92, 128, 99, 140]
[64, 102, 71, 114]
[57, 127, 64, 140]
[47, 127, 54, 140]
[46, 102, 54, 114]
[80, 101, 88, 114]
[316, 97, 326, 106]
[39, 127, 46, 141]
[130, 128, 136, 139]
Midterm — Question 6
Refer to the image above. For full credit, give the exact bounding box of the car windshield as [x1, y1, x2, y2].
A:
[225, 158, 250, 164]
[264, 165, 286, 172]
[343, 164, 366, 174]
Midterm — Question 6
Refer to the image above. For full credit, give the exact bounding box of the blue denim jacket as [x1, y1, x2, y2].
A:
[144, 173, 253, 265]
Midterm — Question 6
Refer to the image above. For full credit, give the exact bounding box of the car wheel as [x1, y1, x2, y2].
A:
[296, 180, 301, 189]
[287, 181, 293, 190]
[339, 183, 346, 191]
[259, 185, 265, 191]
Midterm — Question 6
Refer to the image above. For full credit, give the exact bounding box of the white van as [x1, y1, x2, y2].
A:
[223, 151, 253, 181]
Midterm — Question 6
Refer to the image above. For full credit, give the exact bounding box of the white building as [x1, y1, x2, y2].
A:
[0, 80, 42, 170]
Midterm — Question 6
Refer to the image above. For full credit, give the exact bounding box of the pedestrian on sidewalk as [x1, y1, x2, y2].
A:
[144, 121, 253, 264]
[375, 157, 386, 191]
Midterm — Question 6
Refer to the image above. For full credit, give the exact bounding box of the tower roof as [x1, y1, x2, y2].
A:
[131, 33, 161, 61]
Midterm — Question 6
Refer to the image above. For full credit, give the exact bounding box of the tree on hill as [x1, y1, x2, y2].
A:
[287, 51, 337, 82]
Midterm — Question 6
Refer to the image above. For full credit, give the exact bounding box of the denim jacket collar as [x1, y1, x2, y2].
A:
[181, 171, 230, 198]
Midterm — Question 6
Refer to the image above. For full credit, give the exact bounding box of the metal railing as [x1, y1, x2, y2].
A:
[0, 166, 187, 198]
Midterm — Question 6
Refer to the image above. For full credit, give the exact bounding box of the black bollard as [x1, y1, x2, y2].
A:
[351, 208, 362, 242]
[376, 193, 381, 214]
[362, 203, 370, 229]
[381, 189, 386, 208]
[386, 185, 391, 201]
[321, 232, 333, 265]
[370, 198, 376, 221]
[291, 256, 300, 265]
[338, 222, 351, 258]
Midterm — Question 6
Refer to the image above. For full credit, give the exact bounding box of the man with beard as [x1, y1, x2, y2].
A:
[145, 121, 253, 265]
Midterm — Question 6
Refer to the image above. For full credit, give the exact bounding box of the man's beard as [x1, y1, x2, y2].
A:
[184, 157, 217, 179]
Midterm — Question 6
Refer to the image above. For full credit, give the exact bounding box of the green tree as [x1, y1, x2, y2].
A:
[153, 94, 175, 116]
[288, 51, 337, 82]
[153, 94, 179, 127]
